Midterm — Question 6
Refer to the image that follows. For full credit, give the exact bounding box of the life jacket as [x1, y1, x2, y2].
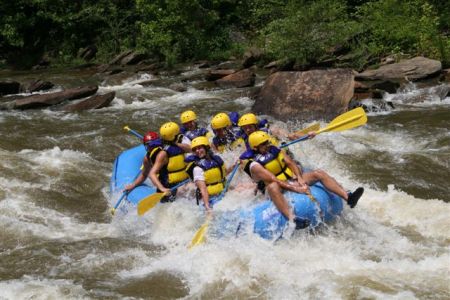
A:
[181, 127, 209, 142]
[185, 154, 226, 196]
[240, 146, 293, 181]
[145, 139, 163, 164]
[212, 127, 245, 152]
[159, 143, 188, 187]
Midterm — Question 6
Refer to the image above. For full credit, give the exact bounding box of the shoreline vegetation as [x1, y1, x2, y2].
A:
[0, 0, 449, 71]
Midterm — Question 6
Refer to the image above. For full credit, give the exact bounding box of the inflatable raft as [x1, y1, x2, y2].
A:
[111, 146, 344, 239]
[110, 145, 156, 214]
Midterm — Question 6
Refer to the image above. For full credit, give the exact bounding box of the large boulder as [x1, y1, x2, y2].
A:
[14, 86, 98, 109]
[253, 69, 354, 121]
[356, 56, 442, 81]
[61, 92, 115, 112]
[216, 69, 255, 88]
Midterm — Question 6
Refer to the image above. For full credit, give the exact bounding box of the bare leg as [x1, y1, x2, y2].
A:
[302, 170, 349, 200]
[266, 182, 294, 220]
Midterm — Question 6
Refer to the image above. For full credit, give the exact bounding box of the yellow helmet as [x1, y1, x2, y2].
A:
[191, 136, 210, 150]
[180, 110, 197, 124]
[238, 113, 258, 127]
[249, 131, 270, 149]
[211, 113, 232, 130]
[160, 122, 180, 141]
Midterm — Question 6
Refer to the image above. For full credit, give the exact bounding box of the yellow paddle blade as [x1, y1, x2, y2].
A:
[316, 107, 367, 134]
[188, 219, 210, 249]
[293, 123, 320, 136]
[137, 192, 165, 216]
[123, 125, 130, 132]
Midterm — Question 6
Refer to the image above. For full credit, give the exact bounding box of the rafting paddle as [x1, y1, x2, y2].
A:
[111, 169, 143, 215]
[290, 122, 320, 138]
[137, 179, 190, 216]
[188, 162, 240, 249]
[281, 107, 367, 148]
[124, 125, 144, 139]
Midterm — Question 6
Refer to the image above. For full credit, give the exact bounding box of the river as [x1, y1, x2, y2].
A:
[0, 67, 449, 299]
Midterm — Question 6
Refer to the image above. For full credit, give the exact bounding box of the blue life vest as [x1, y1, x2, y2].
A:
[181, 127, 209, 141]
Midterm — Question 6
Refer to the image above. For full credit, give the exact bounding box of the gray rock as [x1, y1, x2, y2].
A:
[61, 92, 115, 112]
[357, 56, 442, 81]
[216, 69, 255, 88]
[253, 69, 354, 121]
[14, 86, 98, 109]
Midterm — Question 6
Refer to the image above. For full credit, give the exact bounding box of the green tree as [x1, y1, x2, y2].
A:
[262, 0, 360, 67]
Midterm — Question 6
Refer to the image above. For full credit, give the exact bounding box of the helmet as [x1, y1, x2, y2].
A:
[249, 131, 270, 149]
[211, 113, 231, 130]
[143, 131, 159, 144]
[191, 136, 210, 150]
[238, 113, 258, 127]
[160, 122, 180, 141]
[180, 110, 197, 124]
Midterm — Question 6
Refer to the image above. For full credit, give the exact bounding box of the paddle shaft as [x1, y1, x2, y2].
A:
[188, 162, 240, 249]
[112, 191, 128, 212]
[223, 163, 240, 193]
[111, 170, 141, 215]
[124, 126, 143, 139]
[170, 179, 190, 191]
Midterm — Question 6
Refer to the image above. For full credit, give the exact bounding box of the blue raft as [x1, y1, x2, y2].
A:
[111, 146, 344, 239]
[110, 145, 156, 212]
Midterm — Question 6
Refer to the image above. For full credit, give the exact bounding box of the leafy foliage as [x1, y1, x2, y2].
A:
[0, 0, 449, 68]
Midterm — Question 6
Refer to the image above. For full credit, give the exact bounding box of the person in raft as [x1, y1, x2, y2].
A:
[124, 131, 163, 192]
[185, 136, 238, 211]
[239, 131, 364, 227]
[148, 122, 190, 202]
[179, 110, 211, 145]
[210, 112, 245, 153]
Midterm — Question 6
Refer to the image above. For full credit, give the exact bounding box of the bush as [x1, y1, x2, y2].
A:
[261, 0, 361, 67]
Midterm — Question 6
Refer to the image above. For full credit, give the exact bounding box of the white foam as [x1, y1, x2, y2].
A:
[0, 276, 88, 300]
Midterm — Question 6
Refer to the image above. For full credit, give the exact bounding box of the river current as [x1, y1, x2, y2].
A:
[0, 67, 449, 299]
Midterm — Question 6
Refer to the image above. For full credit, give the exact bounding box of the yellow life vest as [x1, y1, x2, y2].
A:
[254, 146, 293, 181]
[162, 144, 189, 185]
[186, 154, 226, 196]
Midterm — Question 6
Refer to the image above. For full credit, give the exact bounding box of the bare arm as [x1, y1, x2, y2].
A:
[282, 150, 309, 190]
[195, 180, 211, 211]
[250, 162, 307, 194]
[149, 151, 170, 193]
[125, 156, 151, 191]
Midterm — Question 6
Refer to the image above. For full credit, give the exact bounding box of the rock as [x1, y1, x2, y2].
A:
[217, 61, 240, 70]
[25, 79, 54, 93]
[349, 98, 394, 112]
[0, 81, 21, 96]
[14, 86, 98, 109]
[109, 50, 134, 65]
[205, 69, 236, 81]
[216, 69, 255, 88]
[197, 61, 211, 68]
[357, 56, 442, 81]
[121, 52, 147, 65]
[441, 68, 450, 83]
[253, 69, 354, 121]
[242, 47, 263, 68]
[108, 68, 124, 75]
[168, 83, 187, 92]
[263, 59, 295, 73]
[78, 45, 97, 61]
[60, 92, 115, 112]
